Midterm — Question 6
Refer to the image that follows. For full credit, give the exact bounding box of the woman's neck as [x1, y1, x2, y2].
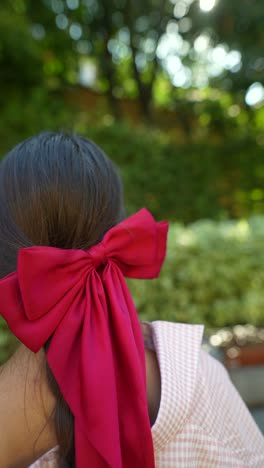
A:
[0, 345, 57, 468]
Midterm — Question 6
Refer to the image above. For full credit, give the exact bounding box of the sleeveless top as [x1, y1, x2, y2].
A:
[30, 321, 264, 468]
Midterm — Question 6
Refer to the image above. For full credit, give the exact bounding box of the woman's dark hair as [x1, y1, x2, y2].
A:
[0, 132, 124, 466]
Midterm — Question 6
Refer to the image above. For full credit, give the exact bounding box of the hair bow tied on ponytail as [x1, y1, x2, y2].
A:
[0, 208, 168, 468]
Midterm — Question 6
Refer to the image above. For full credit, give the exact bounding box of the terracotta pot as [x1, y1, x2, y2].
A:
[224, 343, 264, 368]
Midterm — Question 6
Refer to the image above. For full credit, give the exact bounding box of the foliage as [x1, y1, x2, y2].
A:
[1, 108, 264, 223]
[0, 89, 73, 156]
[0, 318, 18, 364]
[0, 0, 76, 93]
[74, 119, 264, 222]
[128, 215, 264, 328]
[1, 0, 264, 121]
[188, 0, 264, 92]
[0, 7, 43, 90]
[0, 0, 173, 120]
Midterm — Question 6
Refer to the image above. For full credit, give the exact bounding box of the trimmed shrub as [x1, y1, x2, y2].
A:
[77, 121, 264, 223]
[128, 215, 264, 327]
[1, 105, 264, 223]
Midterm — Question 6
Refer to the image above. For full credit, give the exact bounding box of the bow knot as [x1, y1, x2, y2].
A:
[89, 242, 107, 269]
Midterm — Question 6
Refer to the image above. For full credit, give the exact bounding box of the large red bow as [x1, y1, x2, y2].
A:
[0, 208, 168, 468]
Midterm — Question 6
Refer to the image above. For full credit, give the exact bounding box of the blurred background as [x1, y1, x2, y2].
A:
[0, 0, 264, 431]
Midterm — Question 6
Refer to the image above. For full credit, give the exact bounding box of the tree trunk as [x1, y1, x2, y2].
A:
[99, 0, 121, 119]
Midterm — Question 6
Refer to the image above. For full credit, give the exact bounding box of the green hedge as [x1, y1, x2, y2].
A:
[78, 122, 264, 223]
[128, 215, 264, 328]
[0, 92, 264, 223]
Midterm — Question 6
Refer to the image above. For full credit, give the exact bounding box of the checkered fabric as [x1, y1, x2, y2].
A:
[28, 447, 60, 467]
[30, 321, 264, 467]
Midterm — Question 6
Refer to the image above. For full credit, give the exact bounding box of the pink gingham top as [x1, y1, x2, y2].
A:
[30, 321, 264, 467]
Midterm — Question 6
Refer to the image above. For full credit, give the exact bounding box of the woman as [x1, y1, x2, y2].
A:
[0, 132, 263, 467]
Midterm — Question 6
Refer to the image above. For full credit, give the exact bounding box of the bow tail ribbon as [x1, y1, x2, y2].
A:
[47, 265, 154, 467]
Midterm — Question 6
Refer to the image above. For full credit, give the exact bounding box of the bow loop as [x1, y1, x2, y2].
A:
[18, 247, 93, 323]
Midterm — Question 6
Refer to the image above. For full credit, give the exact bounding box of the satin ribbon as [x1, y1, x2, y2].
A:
[0, 208, 168, 467]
